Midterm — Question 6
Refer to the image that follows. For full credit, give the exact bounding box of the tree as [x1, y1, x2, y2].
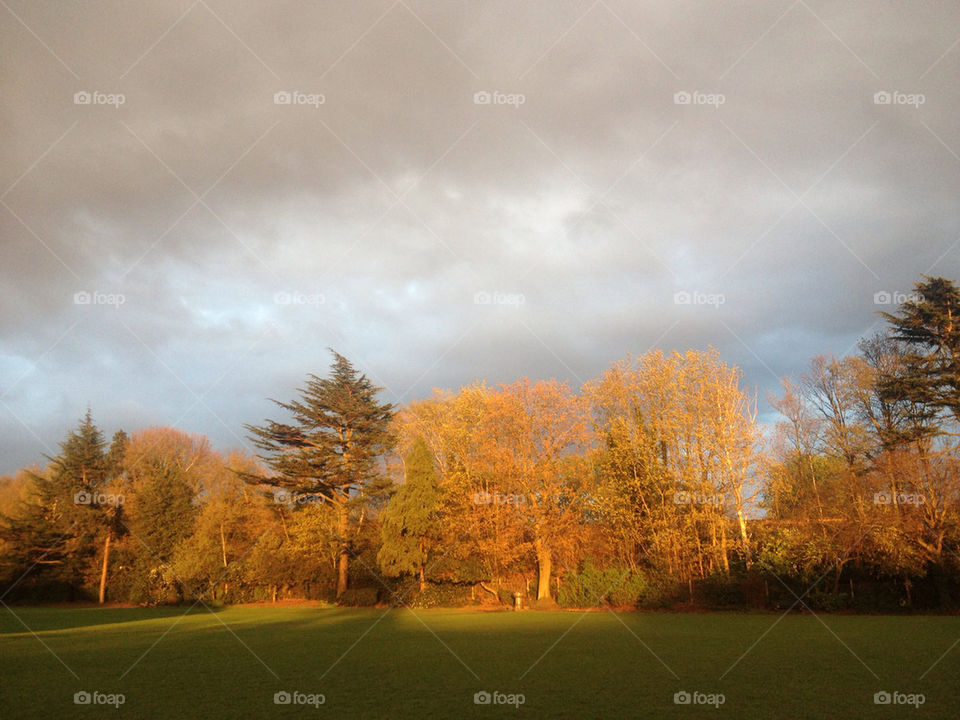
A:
[0, 411, 124, 601]
[378, 438, 442, 592]
[245, 351, 394, 599]
[484, 379, 594, 603]
[123, 427, 204, 603]
[589, 350, 759, 591]
[881, 276, 960, 432]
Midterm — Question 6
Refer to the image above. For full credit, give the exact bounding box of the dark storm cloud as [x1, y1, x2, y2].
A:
[1, 0, 959, 472]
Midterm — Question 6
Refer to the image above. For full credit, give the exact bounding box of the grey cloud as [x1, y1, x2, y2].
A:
[1, 0, 959, 473]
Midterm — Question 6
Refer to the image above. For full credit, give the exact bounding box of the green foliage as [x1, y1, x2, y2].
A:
[881, 276, 960, 434]
[557, 558, 648, 608]
[0, 411, 122, 600]
[695, 574, 747, 607]
[412, 583, 472, 608]
[378, 438, 442, 579]
[244, 350, 395, 501]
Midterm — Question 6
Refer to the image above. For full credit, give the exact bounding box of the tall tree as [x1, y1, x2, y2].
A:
[881, 276, 960, 432]
[123, 427, 205, 603]
[0, 411, 113, 600]
[378, 438, 442, 592]
[245, 351, 394, 599]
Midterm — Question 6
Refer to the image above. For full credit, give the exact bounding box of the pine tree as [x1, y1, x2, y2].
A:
[378, 438, 442, 593]
[880, 276, 960, 437]
[0, 411, 113, 600]
[245, 350, 394, 598]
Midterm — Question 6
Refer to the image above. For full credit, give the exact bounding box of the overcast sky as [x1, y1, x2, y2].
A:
[1, 0, 958, 474]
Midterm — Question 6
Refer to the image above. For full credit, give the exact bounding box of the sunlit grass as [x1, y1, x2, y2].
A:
[1, 606, 958, 718]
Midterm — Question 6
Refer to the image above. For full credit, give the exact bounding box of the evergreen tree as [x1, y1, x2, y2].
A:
[881, 276, 960, 438]
[245, 350, 394, 598]
[378, 438, 442, 592]
[0, 411, 112, 600]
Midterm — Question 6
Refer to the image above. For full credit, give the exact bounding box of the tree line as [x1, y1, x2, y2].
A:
[1, 276, 958, 611]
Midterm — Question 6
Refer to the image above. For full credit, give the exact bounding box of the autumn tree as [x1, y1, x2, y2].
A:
[481, 379, 594, 603]
[590, 350, 759, 591]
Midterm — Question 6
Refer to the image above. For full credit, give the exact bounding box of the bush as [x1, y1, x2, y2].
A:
[806, 591, 851, 612]
[558, 559, 647, 609]
[695, 574, 746, 608]
[413, 583, 472, 608]
[337, 587, 379, 607]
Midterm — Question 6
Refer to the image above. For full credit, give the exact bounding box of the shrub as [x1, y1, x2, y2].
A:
[413, 583, 472, 608]
[558, 559, 647, 609]
[695, 573, 746, 608]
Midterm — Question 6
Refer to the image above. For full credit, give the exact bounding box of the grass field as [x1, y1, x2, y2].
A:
[1, 605, 958, 718]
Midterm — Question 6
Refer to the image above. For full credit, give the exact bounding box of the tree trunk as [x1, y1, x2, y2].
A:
[219, 522, 228, 567]
[719, 521, 730, 576]
[336, 496, 349, 599]
[98, 533, 111, 604]
[535, 539, 552, 602]
[735, 505, 751, 568]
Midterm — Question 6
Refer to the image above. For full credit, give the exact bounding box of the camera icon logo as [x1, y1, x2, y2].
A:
[74, 691, 92, 704]
[674, 91, 692, 105]
[874, 91, 892, 105]
[273, 490, 292, 505]
[274, 91, 292, 105]
[674, 690, 692, 705]
[74, 491, 92, 505]
[474, 690, 492, 705]
[874, 691, 891, 705]
[474, 291, 492, 305]
[473, 91, 491, 105]
[674, 491, 691, 505]
[673, 291, 691, 305]
[274, 691, 292, 705]
[874, 491, 892, 505]
[73, 291, 92, 305]
[74, 91, 92, 105]
[873, 291, 892, 305]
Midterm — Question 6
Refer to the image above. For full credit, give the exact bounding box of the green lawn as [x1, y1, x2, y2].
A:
[0, 605, 957, 718]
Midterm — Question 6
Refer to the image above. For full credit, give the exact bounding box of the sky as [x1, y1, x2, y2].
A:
[1, 0, 958, 474]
